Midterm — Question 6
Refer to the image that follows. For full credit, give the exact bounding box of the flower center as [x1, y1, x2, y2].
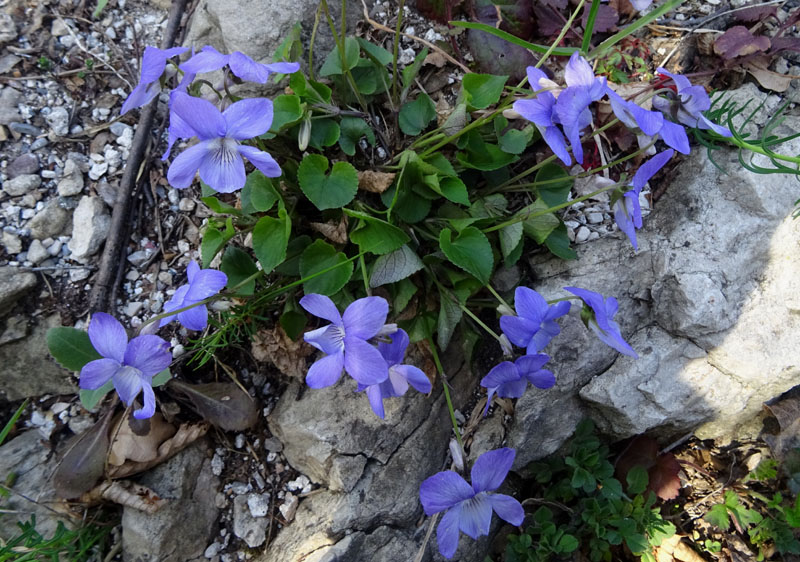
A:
[329, 324, 346, 350]
[208, 137, 239, 167]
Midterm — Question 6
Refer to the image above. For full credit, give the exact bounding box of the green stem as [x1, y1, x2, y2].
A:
[581, 0, 601, 54]
[483, 179, 625, 234]
[320, 0, 369, 114]
[485, 284, 511, 311]
[427, 336, 464, 454]
[391, 0, 407, 106]
[359, 253, 370, 295]
[735, 139, 800, 165]
[308, 4, 322, 81]
[535, 0, 586, 69]
[459, 302, 503, 342]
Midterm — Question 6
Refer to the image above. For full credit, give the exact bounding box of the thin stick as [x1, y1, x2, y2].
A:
[89, 0, 188, 313]
[359, 0, 470, 74]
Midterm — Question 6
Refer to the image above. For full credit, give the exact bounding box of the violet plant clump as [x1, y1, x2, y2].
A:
[45, 3, 800, 555]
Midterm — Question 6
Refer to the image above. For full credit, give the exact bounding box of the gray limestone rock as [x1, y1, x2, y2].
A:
[26, 239, 48, 265]
[68, 196, 110, 261]
[232, 494, 266, 548]
[57, 158, 84, 197]
[0, 266, 36, 316]
[45, 106, 70, 137]
[3, 174, 41, 197]
[0, 431, 71, 540]
[506, 117, 800, 468]
[6, 153, 39, 178]
[0, 87, 21, 125]
[0, 313, 77, 400]
[28, 199, 71, 240]
[122, 442, 220, 562]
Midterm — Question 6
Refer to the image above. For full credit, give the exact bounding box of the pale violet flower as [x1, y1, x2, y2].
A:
[166, 92, 281, 193]
[513, 67, 571, 166]
[79, 313, 171, 419]
[605, 88, 689, 155]
[300, 294, 390, 389]
[357, 329, 431, 419]
[564, 287, 638, 358]
[613, 149, 674, 250]
[121, 46, 188, 115]
[653, 68, 732, 137]
[499, 286, 570, 354]
[554, 53, 607, 164]
[480, 354, 554, 415]
[180, 46, 300, 83]
[160, 261, 227, 331]
[419, 448, 524, 559]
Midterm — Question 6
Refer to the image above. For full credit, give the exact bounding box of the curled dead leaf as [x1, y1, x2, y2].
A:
[107, 422, 209, 479]
[251, 326, 313, 379]
[714, 26, 770, 59]
[108, 413, 177, 467]
[744, 58, 794, 92]
[52, 410, 114, 499]
[357, 170, 396, 194]
[310, 216, 348, 244]
[424, 52, 447, 68]
[81, 480, 166, 514]
[169, 381, 258, 431]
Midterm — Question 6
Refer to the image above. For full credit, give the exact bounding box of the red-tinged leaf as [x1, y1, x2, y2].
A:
[581, 4, 619, 34]
[540, 0, 568, 10]
[417, 0, 461, 23]
[649, 452, 682, 500]
[713, 26, 771, 59]
[534, 3, 565, 37]
[771, 37, 800, 55]
[466, 29, 538, 82]
[474, 0, 536, 39]
[614, 435, 659, 487]
[734, 3, 777, 23]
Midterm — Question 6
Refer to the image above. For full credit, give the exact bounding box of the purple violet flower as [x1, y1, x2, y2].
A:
[554, 53, 607, 164]
[356, 329, 432, 419]
[613, 149, 674, 250]
[301, 294, 390, 389]
[480, 354, 554, 415]
[121, 46, 188, 115]
[605, 88, 689, 155]
[160, 261, 228, 331]
[166, 91, 281, 192]
[513, 67, 571, 166]
[499, 286, 571, 354]
[631, 0, 652, 10]
[652, 68, 732, 137]
[180, 46, 300, 83]
[564, 287, 638, 358]
[419, 448, 524, 559]
[79, 312, 172, 419]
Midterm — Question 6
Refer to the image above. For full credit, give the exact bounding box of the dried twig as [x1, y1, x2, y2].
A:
[359, 0, 471, 74]
[89, 0, 188, 313]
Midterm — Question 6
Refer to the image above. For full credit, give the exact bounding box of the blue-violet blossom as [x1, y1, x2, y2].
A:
[499, 286, 571, 354]
[564, 287, 638, 358]
[419, 448, 524, 559]
[121, 46, 188, 115]
[180, 46, 300, 83]
[652, 68, 732, 137]
[160, 261, 228, 331]
[554, 53, 607, 164]
[80, 312, 172, 419]
[513, 67, 571, 166]
[357, 328, 432, 419]
[166, 91, 281, 193]
[605, 88, 689, 155]
[301, 294, 391, 389]
[480, 354, 554, 415]
[613, 148, 674, 250]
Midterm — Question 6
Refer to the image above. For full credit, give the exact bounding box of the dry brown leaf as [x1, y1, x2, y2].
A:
[424, 52, 447, 68]
[358, 170, 396, 194]
[310, 216, 348, 244]
[251, 326, 313, 379]
[82, 480, 166, 513]
[744, 58, 794, 92]
[108, 413, 177, 467]
[107, 423, 209, 479]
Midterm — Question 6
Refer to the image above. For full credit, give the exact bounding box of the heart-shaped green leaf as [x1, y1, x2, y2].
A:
[252, 209, 291, 274]
[399, 93, 436, 135]
[47, 326, 102, 372]
[300, 239, 353, 296]
[439, 227, 494, 285]
[298, 154, 358, 210]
